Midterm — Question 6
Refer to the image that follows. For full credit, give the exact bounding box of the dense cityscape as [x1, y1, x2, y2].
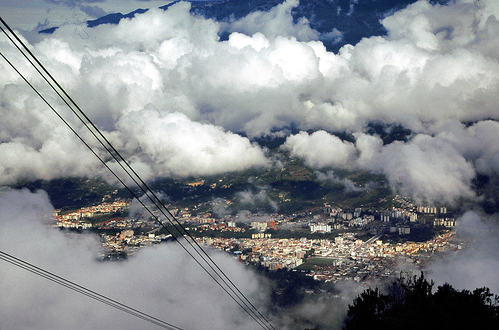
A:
[52, 191, 463, 284]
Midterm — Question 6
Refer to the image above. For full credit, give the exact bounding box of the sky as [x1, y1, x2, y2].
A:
[0, 0, 175, 30]
[1, 0, 499, 328]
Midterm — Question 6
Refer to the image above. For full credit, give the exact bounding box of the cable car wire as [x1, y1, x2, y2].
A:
[0, 17, 275, 330]
[0, 44, 270, 330]
[0, 250, 184, 330]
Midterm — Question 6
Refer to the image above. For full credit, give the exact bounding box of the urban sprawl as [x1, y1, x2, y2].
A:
[53, 195, 463, 283]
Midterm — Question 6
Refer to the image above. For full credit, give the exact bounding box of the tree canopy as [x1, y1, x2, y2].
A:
[344, 273, 499, 330]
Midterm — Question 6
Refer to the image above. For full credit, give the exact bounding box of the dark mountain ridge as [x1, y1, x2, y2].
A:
[39, 0, 451, 52]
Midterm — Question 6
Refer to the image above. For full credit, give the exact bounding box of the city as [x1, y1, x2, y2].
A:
[52, 192, 464, 284]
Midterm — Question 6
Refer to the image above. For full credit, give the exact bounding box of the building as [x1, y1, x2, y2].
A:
[434, 218, 456, 228]
[417, 206, 438, 214]
[252, 233, 271, 239]
[310, 223, 331, 233]
[119, 230, 134, 240]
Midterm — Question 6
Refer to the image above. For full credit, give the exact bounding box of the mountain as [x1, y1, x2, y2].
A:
[39, 0, 450, 52]
[86, 8, 149, 28]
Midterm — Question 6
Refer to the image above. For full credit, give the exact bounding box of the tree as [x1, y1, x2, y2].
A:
[343, 272, 499, 330]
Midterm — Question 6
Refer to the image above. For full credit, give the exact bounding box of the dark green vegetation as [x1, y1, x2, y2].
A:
[383, 226, 447, 244]
[144, 152, 394, 215]
[11, 177, 127, 210]
[10, 151, 394, 215]
[344, 273, 499, 330]
[366, 122, 413, 145]
[298, 257, 338, 271]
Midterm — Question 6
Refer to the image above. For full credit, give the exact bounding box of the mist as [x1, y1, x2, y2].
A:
[428, 211, 499, 294]
[0, 189, 272, 330]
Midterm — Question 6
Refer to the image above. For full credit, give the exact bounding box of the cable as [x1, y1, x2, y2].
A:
[0, 46, 270, 330]
[0, 19, 274, 329]
[0, 250, 183, 330]
[0, 17, 275, 330]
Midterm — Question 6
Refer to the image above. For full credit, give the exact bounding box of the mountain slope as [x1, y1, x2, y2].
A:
[39, 0, 450, 52]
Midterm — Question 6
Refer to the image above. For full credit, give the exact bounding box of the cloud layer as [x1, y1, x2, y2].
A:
[428, 210, 499, 295]
[1, 0, 499, 204]
[0, 189, 270, 329]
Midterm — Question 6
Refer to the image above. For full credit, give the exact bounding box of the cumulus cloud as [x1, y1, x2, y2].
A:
[3, 1, 499, 328]
[1, 0, 499, 205]
[370, 134, 476, 205]
[117, 109, 269, 177]
[0, 189, 271, 329]
[224, 0, 320, 42]
[428, 119, 499, 176]
[282, 131, 357, 168]
[283, 129, 476, 205]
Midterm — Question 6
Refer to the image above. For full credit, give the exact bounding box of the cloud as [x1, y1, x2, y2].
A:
[278, 279, 368, 330]
[210, 197, 231, 218]
[224, 0, 320, 42]
[235, 187, 278, 212]
[0, 188, 271, 329]
[428, 211, 499, 295]
[282, 131, 356, 168]
[79, 4, 107, 18]
[116, 109, 269, 177]
[428, 119, 499, 176]
[320, 28, 343, 44]
[3, 1, 499, 328]
[1, 0, 499, 205]
[315, 170, 369, 193]
[282, 129, 476, 205]
[370, 134, 476, 205]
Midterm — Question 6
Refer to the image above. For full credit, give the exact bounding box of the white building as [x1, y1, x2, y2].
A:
[310, 223, 331, 233]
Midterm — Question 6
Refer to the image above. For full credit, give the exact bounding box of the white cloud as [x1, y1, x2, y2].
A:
[3, 1, 499, 327]
[370, 134, 476, 205]
[1, 0, 499, 204]
[429, 211, 499, 295]
[282, 128, 477, 205]
[282, 131, 357, 169]
[224, 0, 320, 42]
[353, 132, 383, 168]
[0, 189, 271, 330]
[235, 187, 278, 212]
[429, 119, 499, 176]
[117, 109, 269, 177]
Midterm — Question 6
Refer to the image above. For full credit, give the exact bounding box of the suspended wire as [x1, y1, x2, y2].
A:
[0, 17, 275, 330]
[0, 44, 270, 330]
[0, 22, 273, 330]
[0, 45, 268, 329]
[0, 250, 184, 330]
